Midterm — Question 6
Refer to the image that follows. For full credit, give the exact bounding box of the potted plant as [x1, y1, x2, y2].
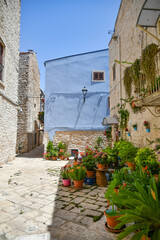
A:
[69, 165, 87, 189]
[93, 151, 108, 169]
[43, 152, 51, 160]
[103, 146, 118, 169]
[146, 160, 160, 180]
[104, 208, 123, 230]
[82, 154, 96, 178]
[61, 164, 71, 186]
[144, 121, 150, 132]
[135, 147, 157, 171]
[46, 140, 53, 153]
[118, 141, 138, 170]
[50, 150, 58, 160]
[58, 149, 65, 160]
[132, 123, 137, 131]
[113, 178, 160, 240]
[57, 141, 67, 152]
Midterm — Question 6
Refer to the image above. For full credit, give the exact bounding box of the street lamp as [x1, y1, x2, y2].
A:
[81, 86, 88, 103]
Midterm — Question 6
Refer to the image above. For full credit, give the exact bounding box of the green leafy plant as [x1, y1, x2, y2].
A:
[117, 103, 129, 130]
[44, 152, 51, 158]
[123, 66, 132, 97]
[82, 154, 96, 171]
[141, 43, 159, 86]
[118, 141, 138, 163]
[103, 147, 118, 167]
[135, 147, 157, 167]
[61, 164, 71, 179]
[132, 124, 137, 128]
[50, 150, 58, 157]
[69, 165, 87, 181]
[46, 140, 53, 153]
[57, 141, 67, 151]
[113, 178, 160, 240]
[94, 136, 103, 150]
[93, 151, 108, 165]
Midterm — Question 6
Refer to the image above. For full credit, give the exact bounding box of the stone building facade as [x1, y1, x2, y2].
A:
[109, 0, 160, 147]
[17, 50, 43, 153]
[44, 130, 107, 153]
[0, 0, 21, 164]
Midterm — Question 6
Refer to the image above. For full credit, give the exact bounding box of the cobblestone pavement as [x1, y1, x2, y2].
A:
[0, 145, 118, 240]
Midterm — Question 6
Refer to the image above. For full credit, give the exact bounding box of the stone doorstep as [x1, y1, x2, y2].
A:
[15, 232, 50, 240]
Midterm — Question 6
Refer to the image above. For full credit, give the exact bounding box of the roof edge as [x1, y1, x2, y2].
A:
[44, 48, 109, 66]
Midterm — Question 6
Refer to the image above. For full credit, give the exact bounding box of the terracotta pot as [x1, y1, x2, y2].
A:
[73, 179, 84, 189]
[87, 170, 95, 178]
[97, 164, 106, 170]
[62, 179, 71, 187]
[141, 235, 151, 240]
[52, 157, 57, 160]
[114, 188, 119, 195]
[126, 161, 135, 170]
[45, 157, 50, 160]
[104, 210, 121, 229]
[60, 156, 65, 160]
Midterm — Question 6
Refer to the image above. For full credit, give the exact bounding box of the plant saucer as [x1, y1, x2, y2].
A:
[105, 222, 126, 233]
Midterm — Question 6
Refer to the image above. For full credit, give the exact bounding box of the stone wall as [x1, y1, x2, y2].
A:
[0, 0, 21, 164]
[52, 131, 107, 153]
[109, 0, 160, 148]
[17, 51, 42, 153]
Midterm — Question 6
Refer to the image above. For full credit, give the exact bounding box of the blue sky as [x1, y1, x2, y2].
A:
[20, 0, 121, 90]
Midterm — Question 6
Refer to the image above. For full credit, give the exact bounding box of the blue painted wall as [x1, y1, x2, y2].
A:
[44, 49, 110, 139]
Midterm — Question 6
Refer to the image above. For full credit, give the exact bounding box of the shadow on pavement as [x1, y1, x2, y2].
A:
[16, 145, 44, 159]
[47, 160, 115, 240]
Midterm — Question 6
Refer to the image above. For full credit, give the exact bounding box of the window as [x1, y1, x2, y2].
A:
[0, 42, 4, 82]
[113, 63, 116, 81]
[92, 71, 105, 82]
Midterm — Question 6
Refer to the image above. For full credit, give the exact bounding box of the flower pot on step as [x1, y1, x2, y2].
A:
[87, 170, 95, 178]
[104, 210, 121, 229]
[73, 179, 84, 189]
[62, 179, 71, 187]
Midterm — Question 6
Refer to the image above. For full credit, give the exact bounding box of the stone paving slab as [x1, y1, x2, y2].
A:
[15, 233, 50, 240]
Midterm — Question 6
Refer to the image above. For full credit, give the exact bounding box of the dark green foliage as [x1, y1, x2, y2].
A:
[82, 154, 96, 171]
[141, 43, 159, 85]
[57, 141, 67, 151]
[123, 67, 132, 97]
[113, 178, 160, 240]
[118, 141, 138, 163]
[46, 140, 53, 152]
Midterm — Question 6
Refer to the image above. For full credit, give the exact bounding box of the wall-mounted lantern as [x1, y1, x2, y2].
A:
[81, 86, 88, 103]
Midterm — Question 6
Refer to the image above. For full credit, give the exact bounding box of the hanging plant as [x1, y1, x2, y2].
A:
[117, 103, 129, 130]
[123, 67, 132, 97]
[141, 43, 159, 86]
[130, 59, 141, 88]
